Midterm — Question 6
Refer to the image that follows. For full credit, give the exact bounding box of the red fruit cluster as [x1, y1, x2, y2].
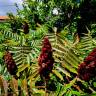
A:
[3, 51, 17, 75]
[23, 21, 29, 34]
[38, 37, 54, 79]
[78, 48, 96, 81]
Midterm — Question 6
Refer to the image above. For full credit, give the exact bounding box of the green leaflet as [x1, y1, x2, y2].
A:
[59, 78, 77, 96]
[56, 66, 71, 77]
[52, 70, 63, 81]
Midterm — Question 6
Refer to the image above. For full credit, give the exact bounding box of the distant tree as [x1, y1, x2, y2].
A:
[8, 0, 96, 37]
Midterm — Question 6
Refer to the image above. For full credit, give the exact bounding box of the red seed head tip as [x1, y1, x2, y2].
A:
[84, 56, 94, 64]
[89, 48, 96, 56]
[92, 48, 96, 52]
[43, 36, 49, 40]
[43, 37, 50, 44]
[43, 37, 49, 42]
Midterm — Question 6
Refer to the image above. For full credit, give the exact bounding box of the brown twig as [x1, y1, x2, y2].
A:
[66, 76, 82, 92]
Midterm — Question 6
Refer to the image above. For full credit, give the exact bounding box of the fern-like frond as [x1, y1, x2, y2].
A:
[48, 33, 80, 76]
[2, 30, 21, 42]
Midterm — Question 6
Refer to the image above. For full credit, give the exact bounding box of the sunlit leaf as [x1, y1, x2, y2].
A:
[52, 70, 63, 81]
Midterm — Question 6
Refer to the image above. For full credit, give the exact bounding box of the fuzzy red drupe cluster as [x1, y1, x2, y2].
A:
[78, 48, 96, 81]
[38, 37, 54, 80]
[23, 21, 29, 34]
[3, 51, 17, 75]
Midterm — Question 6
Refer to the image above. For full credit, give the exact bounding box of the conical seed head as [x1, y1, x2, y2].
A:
[38, 37, 54, 79]
[23, 21, 29, 34]
[3, 51, 17, 75]
[78, 48, 96, 81]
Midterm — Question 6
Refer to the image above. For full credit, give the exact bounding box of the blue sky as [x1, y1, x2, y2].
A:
[0, 0, 23, 16]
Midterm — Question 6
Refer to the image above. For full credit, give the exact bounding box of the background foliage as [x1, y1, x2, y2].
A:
[1, 0, 96, 96]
